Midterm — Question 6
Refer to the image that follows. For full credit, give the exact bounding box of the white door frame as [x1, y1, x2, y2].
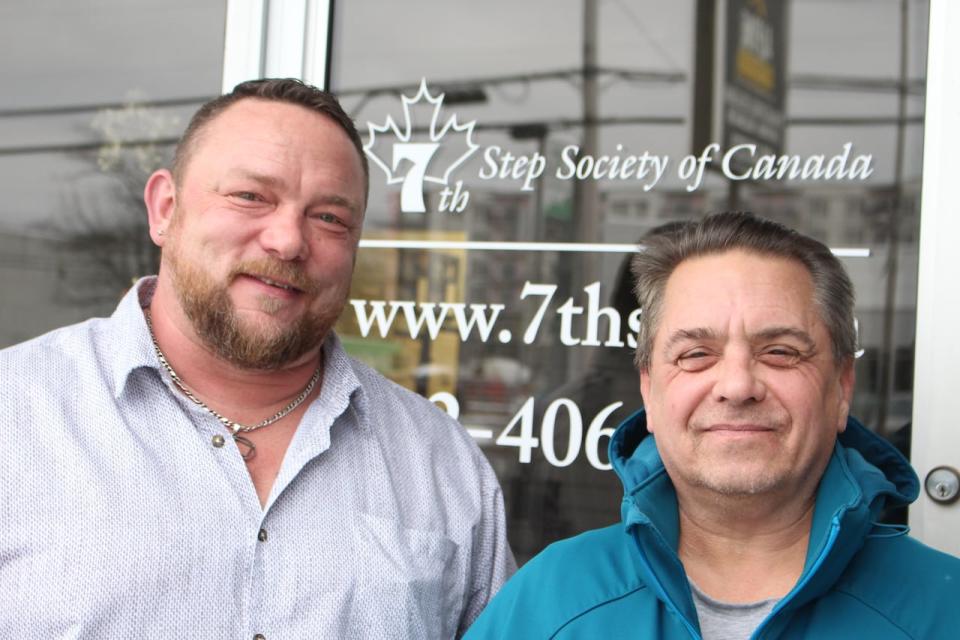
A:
[907, 0, 960, 556]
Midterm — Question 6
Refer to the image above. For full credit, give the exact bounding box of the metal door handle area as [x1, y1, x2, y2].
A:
[925, 466, 960, 504]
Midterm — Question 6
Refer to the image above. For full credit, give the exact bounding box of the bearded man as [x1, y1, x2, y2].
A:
[0, 79, 514, 639]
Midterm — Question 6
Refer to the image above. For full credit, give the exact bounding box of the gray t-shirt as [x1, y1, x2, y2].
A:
[690, 581, 779, 640]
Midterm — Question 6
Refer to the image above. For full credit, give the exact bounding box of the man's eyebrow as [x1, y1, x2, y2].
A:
[663, 328, 722, 352]
[662, 326, 817, 352]
[225, 169, 286, 189]
[312, 194, 361, 216]
[750, 327, 817, 350]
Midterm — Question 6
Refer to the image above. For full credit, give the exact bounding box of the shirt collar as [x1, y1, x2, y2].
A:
[317, 331, 370, 431]
[107, 276, 163, 399]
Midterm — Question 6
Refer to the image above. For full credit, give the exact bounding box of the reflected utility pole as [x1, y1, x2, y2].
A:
[876, 0, 908, 435]
[575, 0, 600, 282]
[572, 0, 601, 373]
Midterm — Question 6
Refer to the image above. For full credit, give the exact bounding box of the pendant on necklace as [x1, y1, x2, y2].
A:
[234, 434, 256, 461]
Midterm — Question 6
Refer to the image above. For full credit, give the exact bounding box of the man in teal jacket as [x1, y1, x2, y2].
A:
[466, 212, 960, 639]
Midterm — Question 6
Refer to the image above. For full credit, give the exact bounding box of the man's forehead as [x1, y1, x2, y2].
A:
[664, 250, 814, 298]
[194, 100, 320, 148]
[214, 97, 317, 124]
[657, 250, 822, 337]
[180, 99, 365, 191]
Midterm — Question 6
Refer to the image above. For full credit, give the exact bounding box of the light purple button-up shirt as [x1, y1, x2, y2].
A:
[0, 277, 515, 639]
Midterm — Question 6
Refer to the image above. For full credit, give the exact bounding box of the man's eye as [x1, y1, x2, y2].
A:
[311, 212, 344, 226]
[758, 346, 802, 367]
[676, 350, 717, 372]
[232, 192, 262, 202]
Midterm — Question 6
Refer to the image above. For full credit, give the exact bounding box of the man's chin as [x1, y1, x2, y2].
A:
[195, 304, 331, 370]
[694, 468, 786, 497]
[211, 327, 326, 371]
[168, 255, 336, 369]
[233, 302, 304, 326]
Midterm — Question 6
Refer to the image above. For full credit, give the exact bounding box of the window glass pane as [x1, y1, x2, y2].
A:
[0, 0, 226, 346]
[333, 0, 929, 561]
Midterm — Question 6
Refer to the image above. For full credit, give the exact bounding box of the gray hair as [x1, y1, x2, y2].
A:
[631, 211, 856, 369]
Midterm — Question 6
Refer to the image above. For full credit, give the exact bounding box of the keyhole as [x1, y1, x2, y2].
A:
[925, 466, 960, 504]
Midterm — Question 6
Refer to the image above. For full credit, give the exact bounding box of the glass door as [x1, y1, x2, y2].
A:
[219, 0, 958, 559]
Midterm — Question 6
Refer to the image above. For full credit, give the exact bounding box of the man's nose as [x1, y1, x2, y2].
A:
[712, 351, 766, 405]
[259, 207, 308, 261]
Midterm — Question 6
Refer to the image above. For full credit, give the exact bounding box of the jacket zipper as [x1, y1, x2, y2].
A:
[749, 515, 842, 640]
[632, 536, 702, 639]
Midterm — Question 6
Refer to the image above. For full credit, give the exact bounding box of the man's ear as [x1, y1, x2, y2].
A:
[144, 169, 177, 247]
[640, 368, 654, 434]
[836, 356, 856, 433]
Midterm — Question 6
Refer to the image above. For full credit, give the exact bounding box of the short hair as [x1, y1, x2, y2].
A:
[631, 211, 856, 369]
[171, 78, 369, 198]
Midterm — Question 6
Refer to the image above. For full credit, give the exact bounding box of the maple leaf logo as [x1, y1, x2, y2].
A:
[364, 78, 479, 212]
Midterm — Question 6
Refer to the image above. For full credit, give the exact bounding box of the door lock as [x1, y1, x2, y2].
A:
[924, 466, 960, 505]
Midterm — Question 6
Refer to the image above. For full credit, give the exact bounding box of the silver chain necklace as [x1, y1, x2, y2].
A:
[144, 310, 322, 460]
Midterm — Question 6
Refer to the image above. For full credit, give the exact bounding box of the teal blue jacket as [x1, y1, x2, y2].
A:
[466, 412, 960, 639]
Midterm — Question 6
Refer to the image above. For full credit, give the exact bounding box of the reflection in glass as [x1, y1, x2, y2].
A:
[0, 0, 224, 346]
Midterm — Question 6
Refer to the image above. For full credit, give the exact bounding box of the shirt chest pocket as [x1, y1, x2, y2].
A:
[350, 511, 463, 639]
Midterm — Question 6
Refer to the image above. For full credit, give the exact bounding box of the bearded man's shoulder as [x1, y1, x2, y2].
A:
[345, 355, 452, 423]
[0, 317, 113, 388]
[343, 354, 483, 451]
[0, 315, 128, 445]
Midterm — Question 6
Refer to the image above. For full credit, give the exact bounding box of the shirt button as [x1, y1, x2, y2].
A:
[212, 434, 226, 448]
[258, 528, 268, 542]
[254, 635, 266, 640]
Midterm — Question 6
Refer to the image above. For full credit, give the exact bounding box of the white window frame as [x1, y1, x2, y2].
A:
[221, 0, 332, 92]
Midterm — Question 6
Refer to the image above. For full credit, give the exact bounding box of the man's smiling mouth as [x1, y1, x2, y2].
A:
[253, 275, 302, 293]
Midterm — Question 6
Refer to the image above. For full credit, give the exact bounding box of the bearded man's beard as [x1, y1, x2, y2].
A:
[167, 252, 344, 370]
